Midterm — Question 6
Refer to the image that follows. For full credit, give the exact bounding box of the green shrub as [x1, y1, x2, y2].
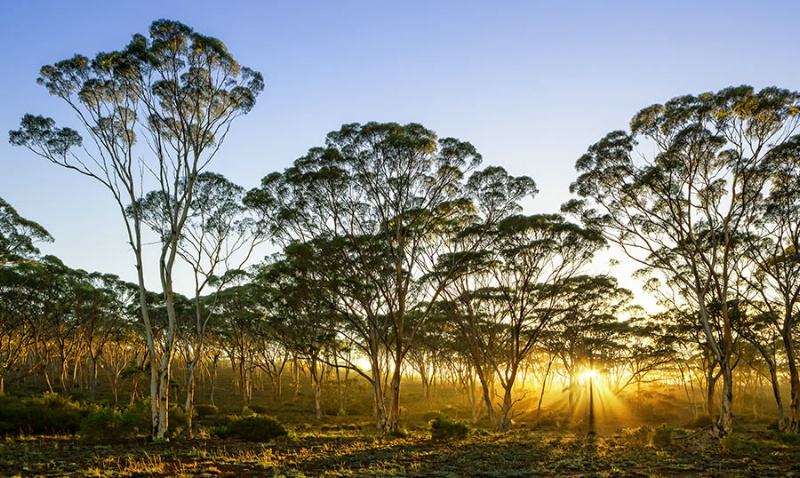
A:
[194, 404, 219, 418]
[430, 416, 469, 441]
[215, 415, 288, 442]
[620, 426, 652, 451]
[81, 408, 131, 443]
[652, 426, 673, 448]
[421, 411, 446, 422]
[769, 431, 800, 444]
[21, 393, 83, 435]
[81, 400, 150, 443]
[387, 428, 412, 439]
[80, 399, 189, 442]
[248, 404, 269, 414]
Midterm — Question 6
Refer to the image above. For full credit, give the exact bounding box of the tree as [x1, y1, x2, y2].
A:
[567, 86, 800, 436]
[136, 172, 264, 434]
[738, 134, 800, 431]
[10, 19, 264, 439]
[0, 197, 52, 265]
[545, 275, 635, 412]
[245, 122, 486, 432]
[440, 215, 604, 431]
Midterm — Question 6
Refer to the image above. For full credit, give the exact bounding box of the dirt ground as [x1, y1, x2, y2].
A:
[3, 426, 800, 478]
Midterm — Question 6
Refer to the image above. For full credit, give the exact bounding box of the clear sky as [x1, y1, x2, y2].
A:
[1, 0, 798, 297]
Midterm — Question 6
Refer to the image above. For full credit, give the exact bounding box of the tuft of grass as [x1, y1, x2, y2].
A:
[430, 416, 470, 441]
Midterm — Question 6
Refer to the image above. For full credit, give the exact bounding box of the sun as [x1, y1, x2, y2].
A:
[579, 368, 599, 385]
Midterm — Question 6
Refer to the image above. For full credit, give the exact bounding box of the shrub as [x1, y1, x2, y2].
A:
[81, 400, 149, 443]
[81, 408, 131, 443]
[652, 426, 673, 448]
[248, 404, 269, 414]
[21, 393, 83, 435]
[387, 428, 412, 439]
[430, 416, 469, 441]
[421, 411, 446, 422]
[0, 395, 25, 435]
[194, 404, 219, 418]
[620, 426, 652, 451]
[215, 416, 288, 442]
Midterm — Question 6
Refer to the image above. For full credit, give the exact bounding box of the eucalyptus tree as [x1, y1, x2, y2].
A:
[434, 166, 539, 426]
[730, 304, 786, 427]
[441, 214, 604, 431]
[246, 122, 487, 432]
[136, 172, 265, 433]
[737, 135, 800, 431]
[76, 273, 137, 400]
[0, 197, 52, 266]
[0, 198, 52, 392]
[545, 275, 634, 411]
[9, 19, 263, 439]
[257, 254, 340, 418]
[567, 86, 800, 436]
[214, 279, 263, 406]
[0, 264, 38, 393]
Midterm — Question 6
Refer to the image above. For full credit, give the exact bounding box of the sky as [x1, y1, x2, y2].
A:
[1, 0, 798, 299]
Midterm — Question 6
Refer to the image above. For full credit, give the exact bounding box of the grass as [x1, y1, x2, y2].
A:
[2, 370, 797, 476]
[2, 426, 800, 477]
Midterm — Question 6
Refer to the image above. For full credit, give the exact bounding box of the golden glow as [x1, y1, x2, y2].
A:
[578, 368, 599, 385]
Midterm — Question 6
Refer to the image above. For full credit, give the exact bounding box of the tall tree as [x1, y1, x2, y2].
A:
[136, 172, 264, 434]
[738, 135, 800, 431]
[567, 86, 800, 436]
[246, 122, 488, 432]
[10, 19, 264, 439]
[440, 215, 604, 431]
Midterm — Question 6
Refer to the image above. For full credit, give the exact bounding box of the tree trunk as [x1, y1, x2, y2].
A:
[536, 357, 554, 418]
[783, 332, 800, 432]
[185, 358, 197, 437]
[717, 359, 733, 436]
[498, 384, 514, 432]
[475, 364, 496, 425]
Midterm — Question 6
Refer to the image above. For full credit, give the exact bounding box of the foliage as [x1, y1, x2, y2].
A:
[429, 416, 470, 441]
[0, 393, 83, 436]
[214, 415, 288, 442]
[193, 404, 219, 418]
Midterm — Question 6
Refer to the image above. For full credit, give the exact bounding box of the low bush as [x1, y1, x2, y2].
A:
[0, 395, 26, 435]
[430, 416, 469, 441]
[248, 404, 269, 414]
[80, 399, 189, 443]
[18, 393, 84, 435]
[620, 426, 652, 451]
[194, 404, 219, 418]
[81, 407, 130, 443]
[421, 411, 446, 422]
[651, 426, 673, 448]
[214, 415, 288, 442]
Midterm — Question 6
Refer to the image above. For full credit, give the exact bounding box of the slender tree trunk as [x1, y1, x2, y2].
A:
[537, 356, 554, 418]
[90, 357, 99, 401]
[185, 358, 197, 436]
[718, 359, 733, 435]
[209, 352, 219, 405]
[310, 361, 323, 420]
[386, 356, 402, 433]
[475, 363, 496, 425]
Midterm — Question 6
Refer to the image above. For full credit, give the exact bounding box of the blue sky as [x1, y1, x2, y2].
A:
[2, 1, 798, 296]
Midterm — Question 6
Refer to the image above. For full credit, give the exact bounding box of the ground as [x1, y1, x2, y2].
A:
[3, 426, 800, 477]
